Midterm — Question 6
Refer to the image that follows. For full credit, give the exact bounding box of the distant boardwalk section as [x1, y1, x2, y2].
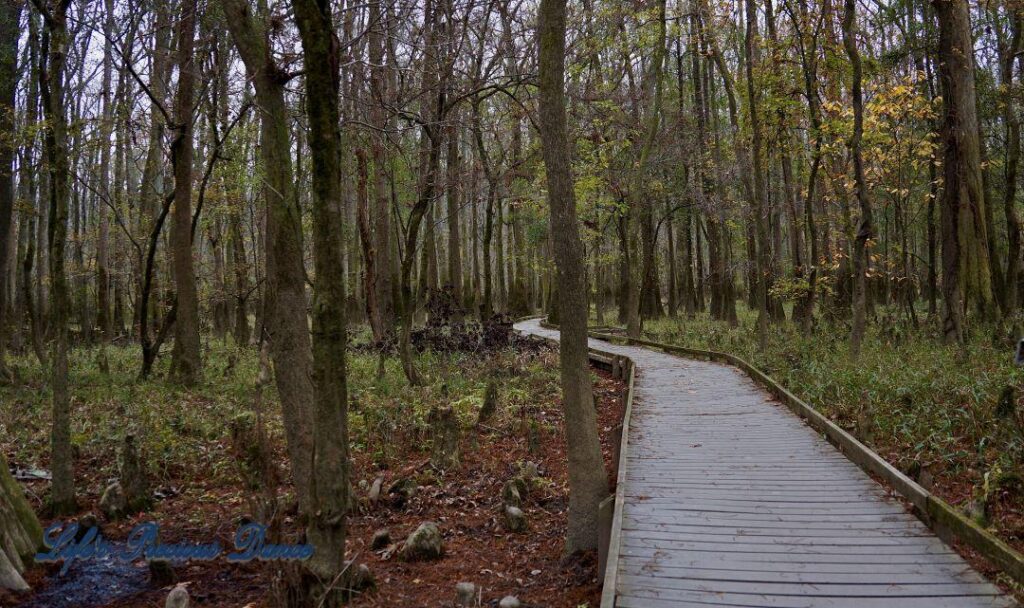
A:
[515, 318, 1018, 608]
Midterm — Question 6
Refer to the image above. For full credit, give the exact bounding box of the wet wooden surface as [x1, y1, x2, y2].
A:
[515, 319, 1018, 608]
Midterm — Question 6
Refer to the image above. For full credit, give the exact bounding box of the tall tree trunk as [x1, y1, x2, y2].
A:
[445, 119, 464, 318]
[135, 0, 170, 366]
[169, 0, 202, 385]
[37, 0, 76, 515]
[221, 0, 317, 540]
[763, 0, 786, 323]
[633, 0, 667, 329]
[368, 0, 394, 337]
[689, 11, 715, 318]
[844, 0, 873, 356]
[508, 120, 530, 316]
[396, 0, 445, 385]
[790, 0, 821, 333]
[473, 99, 496, 319]
[767, 0, 805, 318]
[19, 12, 45, 365]
[356, 149, 381, 335]
[496, 197, 507, 311]
[925, 52, 940, 317]
[745, 0, 771, 348]
[690, 9, 733, 322]
[71, 140, 88, 344]
[229, 210, 249, 346]
[666, 201, 677, 317]
[932, 0, 995, 344]
[35, 151, 46, 338]
[110, 17, 135, 340]
[681, 206, 695, 314]
[616, 213, 629, 323]
[292, 0, 351, 599]
[0, 0, 23, 379]
[95, 0, 114, 341]
[207, 38, 231, 340]
[998, 7, 1022, 317]
[471, 151, 480, 310]
[420, 198, 440, 310]
[537, 0, 609, 554]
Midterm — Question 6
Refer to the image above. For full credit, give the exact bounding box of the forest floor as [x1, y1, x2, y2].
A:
[0, 326, 625, 608]
[622, 302, 1024, 597]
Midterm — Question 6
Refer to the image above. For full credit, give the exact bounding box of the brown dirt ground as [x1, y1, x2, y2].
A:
[2, 363, 626, 608]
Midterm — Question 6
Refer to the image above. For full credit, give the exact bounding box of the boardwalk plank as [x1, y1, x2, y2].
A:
[618, 574, 1002, 597]
[617, 592, 1017, 608]
[616, 561, 991, 583]
[621, 546, 966, 565]
[618, 519, 933, 536]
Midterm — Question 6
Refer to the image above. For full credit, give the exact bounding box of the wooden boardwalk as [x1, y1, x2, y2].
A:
[515, 319, 1018, 608]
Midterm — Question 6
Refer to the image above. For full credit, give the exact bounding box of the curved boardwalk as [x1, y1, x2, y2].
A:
[515, 318, 1017, 608]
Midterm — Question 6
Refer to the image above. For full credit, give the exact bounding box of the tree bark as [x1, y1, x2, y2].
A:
[169, 0, 202, 385]
[473, 99, 497, 319]
[292, 0, 351, 598]
[368, 0, 394, 338]
[135, 0, 171, 368]
[537, 0, 609, 554]
[445, 119, 464, 317]
[744, 0, 771, 348]
[0, 0, 22, 378]
[95, 0, 114, 341]
[37, 0, 76, 515]
[998, 6, 1022, 317]
[843, 0, 873, 356]
[221, 0, 316, 526]
[932, 0, 995, 344]
[630, 0, 668, 329]
[228, 210, 250, 346]
[0, 453, 42, 591]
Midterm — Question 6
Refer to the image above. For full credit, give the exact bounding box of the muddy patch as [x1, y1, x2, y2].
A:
[20, 548, 150, 608]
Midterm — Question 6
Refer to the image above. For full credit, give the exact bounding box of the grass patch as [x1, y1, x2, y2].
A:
[0, 331, 565, 501]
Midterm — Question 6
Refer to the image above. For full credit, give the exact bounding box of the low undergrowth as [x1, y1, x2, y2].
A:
[0, 328, 617, 607]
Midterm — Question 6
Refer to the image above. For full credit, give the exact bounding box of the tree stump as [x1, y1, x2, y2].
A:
[99, 481, 127, 520]
[477, 380, 499, 426]
[120, 434, 151, 514]
[0, 453, 43, 590]
[855, 390, 875, 445]
[229, 412, 280, 531]
[996, 385, 1016, 420]
[526, 419, 541, 453]
[503, 505, 527, 532]
[430, 406, 461, 471]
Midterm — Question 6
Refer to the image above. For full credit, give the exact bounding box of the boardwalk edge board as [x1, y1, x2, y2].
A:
[555, 321, 1024, 596]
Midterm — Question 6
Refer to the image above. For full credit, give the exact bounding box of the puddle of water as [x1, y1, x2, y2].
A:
[20, 547, 150, 608]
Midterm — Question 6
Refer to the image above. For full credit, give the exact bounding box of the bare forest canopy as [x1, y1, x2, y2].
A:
[3, 0, 1021, 369]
